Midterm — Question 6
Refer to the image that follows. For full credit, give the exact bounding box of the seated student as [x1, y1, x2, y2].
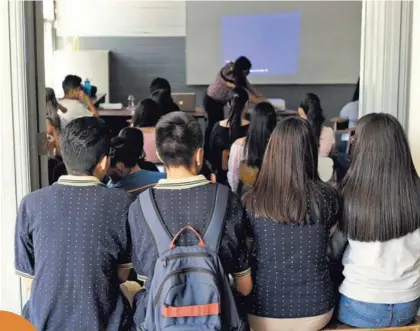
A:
[208, 87, 250, 184]
[243, 117, 339, 331]
[118, 128, 159, 172]
[228, 101, 277, 193]
[128, 112, 252, 327]
[15, 117, 134, 331]
[336, 79, 359, 153]
[298, 93, 335, 157]
[58, 74, 99, 127]
[151, 88, 180, 115]
[46, 114, 67, 184]
[46, 87, 67, 117]
[108, 129, 166, 198]
[149, 77, 180, 114]
[131, 98, 161, 163]
[338, 113, 420, 328]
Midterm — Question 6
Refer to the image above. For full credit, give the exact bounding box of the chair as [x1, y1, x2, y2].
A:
[323, 317, 420, 331]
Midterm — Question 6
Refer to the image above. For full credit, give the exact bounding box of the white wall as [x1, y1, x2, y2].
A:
[56, 0, 186, 38]
[408, 0, 420, 172]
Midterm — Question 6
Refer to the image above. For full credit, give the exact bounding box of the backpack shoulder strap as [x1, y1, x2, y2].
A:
[139, 189, 172, 255]
[203, 184, 230, 252]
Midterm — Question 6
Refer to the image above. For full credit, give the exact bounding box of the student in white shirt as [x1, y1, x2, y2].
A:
[337, 79, 359, 152]
[58, 75, 99, 127]
[338, 113, 420, 328]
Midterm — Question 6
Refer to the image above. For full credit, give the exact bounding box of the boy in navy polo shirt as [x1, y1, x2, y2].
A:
[15, 117, 134, 331]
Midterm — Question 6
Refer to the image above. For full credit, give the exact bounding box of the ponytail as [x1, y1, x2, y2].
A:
[232, 56, 251, 88]
[227, 87, 248, 139]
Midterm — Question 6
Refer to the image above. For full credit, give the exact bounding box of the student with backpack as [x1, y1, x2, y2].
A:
[128, 111, 252, 330]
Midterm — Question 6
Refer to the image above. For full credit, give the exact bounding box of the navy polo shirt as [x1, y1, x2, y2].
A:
[15, 176, 135, 331]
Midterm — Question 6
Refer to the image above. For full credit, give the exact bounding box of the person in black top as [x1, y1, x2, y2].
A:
[208, 87, 250, 184]
[149, 77, 180, 115]
[242, 117, 339, 331]
[15, 117, 134, 331]
[128, 112, 252, 327]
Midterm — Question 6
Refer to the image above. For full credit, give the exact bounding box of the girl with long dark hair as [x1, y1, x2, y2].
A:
[208, 87, 250, 184]
[298, 93, 335, 156]
[243, 117, 338, 331]
[203, 56, 265, 144]
[337, 113, 420, 328]
[130, 98, 162, 164]
[227, 102, 276, 192]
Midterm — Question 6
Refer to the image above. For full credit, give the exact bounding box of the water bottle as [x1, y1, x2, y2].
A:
[127, 95, 136, 114]
[84, 79, 91, 97]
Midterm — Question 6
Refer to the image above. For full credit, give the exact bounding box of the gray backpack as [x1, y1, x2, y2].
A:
[139, 185, 247, 331]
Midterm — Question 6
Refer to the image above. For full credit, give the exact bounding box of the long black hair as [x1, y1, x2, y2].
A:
[352, 78, 360, 102]
[244, 102, 277, 168]
[227, 87, 248, 139]
[132, 98, 161, 128]
[340, 113, 420, 241]
[232, 56, 252, 88]
[299, 93, 325, 141]
[151, 89, 179, 115]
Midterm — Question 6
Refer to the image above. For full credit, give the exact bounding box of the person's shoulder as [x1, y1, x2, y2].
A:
[321, 125, 334, 137]
[233, 137, 246, 147]
[98, 186, 133, 206]
[340, 100, 359, 116]
[20, 185, 57, 205]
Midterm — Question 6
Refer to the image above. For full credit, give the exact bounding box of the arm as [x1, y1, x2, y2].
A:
[58, 103, 67, 113]
[227, 140, 245, 193]
[117, 199, 134, 284]
[246, 79, 263, 98]
[15, 198, 35, 294]
[79, 90, 99, 117]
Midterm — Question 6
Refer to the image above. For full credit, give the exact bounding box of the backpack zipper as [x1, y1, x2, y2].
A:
[161, 252, 212, 267]
[153, 267, 216, 308]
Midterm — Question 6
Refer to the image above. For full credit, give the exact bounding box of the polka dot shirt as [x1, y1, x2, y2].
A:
[14, 176, 135, 331]
[247, 183, 339, 319]
[128, 176, 250, 326]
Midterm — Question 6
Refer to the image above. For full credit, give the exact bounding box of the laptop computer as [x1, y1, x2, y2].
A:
[172, 93, 196, 112]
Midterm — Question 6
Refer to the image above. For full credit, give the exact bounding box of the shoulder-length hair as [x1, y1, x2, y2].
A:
[132, 98, 161, 128]
[340, 113, 420, 241]
[244, 102, 277, 168]
[243, 117, 329, 225]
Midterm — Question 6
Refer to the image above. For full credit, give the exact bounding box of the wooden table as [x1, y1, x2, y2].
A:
[98, 107, 206, 118]
[98, 107, 207, 136]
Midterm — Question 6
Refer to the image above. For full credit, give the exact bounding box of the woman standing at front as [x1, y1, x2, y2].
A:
[243, 117, 339, 331]
[204, 56, 265, 141]
[338, 113, 420, 328]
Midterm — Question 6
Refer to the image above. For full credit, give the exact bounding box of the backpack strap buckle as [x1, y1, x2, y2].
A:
[169, 226, 206, 250]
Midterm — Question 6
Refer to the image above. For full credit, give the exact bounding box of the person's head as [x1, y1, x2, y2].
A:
[227, 87, 249, 139]
[60, 117, 110, 180]
[340, 113, 420, 242]
[152, 89, 177, 116]
[243, 117, 321, 224]
[298, 93, 325, 141]
[352, 78, 360, 102]
[62, 75, 82, 98]
[46, 114, 61, 157]
[244, 102, 277, 168]
[108, 128, 144, 182]
[149, 77, 171, 95]
[232, 56, 252, 87]
[156, 111, 204, 174]
[131, 98, 161, 128]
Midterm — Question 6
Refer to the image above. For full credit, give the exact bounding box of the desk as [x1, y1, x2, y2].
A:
[99, 107, 207, 136]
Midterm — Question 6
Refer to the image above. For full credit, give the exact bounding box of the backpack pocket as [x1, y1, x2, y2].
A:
[155, 268, 222, 331]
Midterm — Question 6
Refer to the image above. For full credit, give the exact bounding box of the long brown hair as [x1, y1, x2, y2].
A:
[340, 113, 420, 241]
[243, 117, 329, 224]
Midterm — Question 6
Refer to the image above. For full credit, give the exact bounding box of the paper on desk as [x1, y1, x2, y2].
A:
[99, 103, 123, 110]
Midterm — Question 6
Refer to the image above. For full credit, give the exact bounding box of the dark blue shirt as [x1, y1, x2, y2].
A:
[108, 170, 166, 197]
[15, 176, 134, 331]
